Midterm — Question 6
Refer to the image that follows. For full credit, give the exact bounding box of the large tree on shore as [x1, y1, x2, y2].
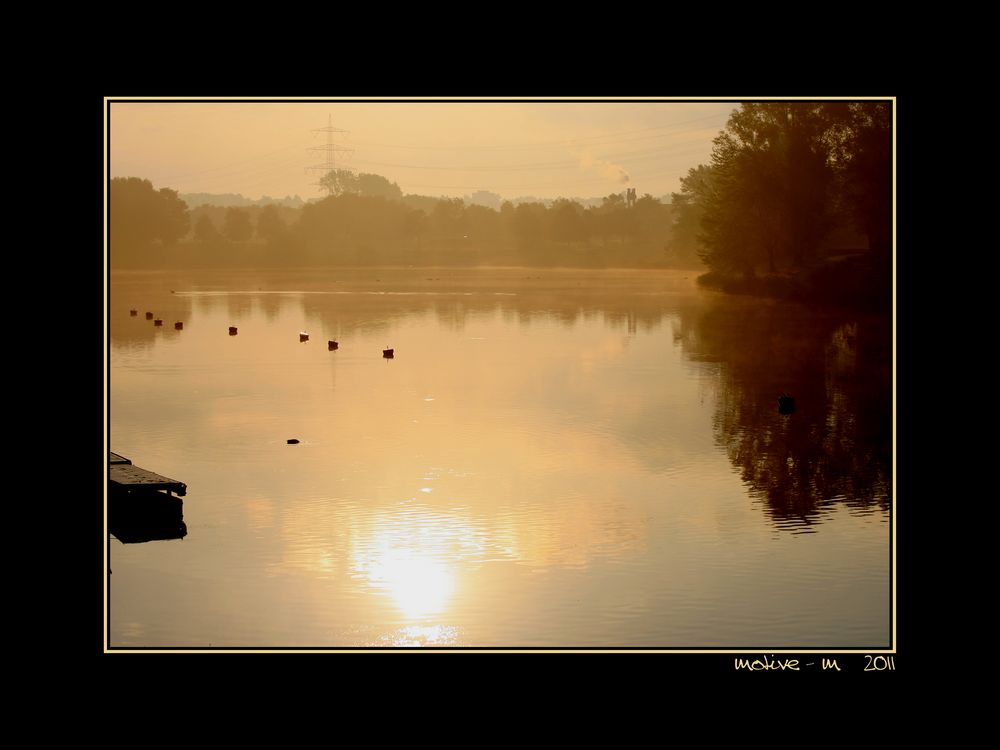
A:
[110, 177, 189, 248]
[702, 103, 835, 277]
[821, 101, 892, 255]
[669, 165, 715, 266]
[678, 101, 891, 278]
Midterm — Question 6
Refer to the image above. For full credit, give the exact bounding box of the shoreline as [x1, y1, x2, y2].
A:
[696, 253, 891, 312]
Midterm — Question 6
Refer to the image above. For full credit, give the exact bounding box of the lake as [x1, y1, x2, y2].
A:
[107, 267, 892, 649]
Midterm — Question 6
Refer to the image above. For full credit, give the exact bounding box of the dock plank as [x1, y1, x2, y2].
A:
[110, 464, 186, 496]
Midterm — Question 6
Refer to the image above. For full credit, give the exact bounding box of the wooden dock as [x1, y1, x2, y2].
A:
[109, 452, 186, 496]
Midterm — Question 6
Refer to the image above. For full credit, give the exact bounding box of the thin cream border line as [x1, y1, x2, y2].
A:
[103, 100, 110, 653]
[891, 98, 897, 653]
[105, 96, 893, 101]
[105, 648, 895, 654]
[103, 96, 897, 654]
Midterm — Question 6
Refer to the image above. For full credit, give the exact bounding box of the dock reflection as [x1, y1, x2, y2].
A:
[110, 489, 187, 544]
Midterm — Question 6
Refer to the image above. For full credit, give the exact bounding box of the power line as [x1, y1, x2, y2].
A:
[155, 142, 309, 183]
[347, 110, 733, 151]
[348, 142, 714, 173]
[165, 149, 311, 189]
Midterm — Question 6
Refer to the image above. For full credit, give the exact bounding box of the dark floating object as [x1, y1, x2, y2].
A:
[328, 340, 339, 350]
[129, 309, 138, 317]
[145, 312, 154, 320]
[383, 348, 394, 358]
[229, 326, 238, 335]
[287, 438, 300, 444]
[154, 318, 163, 327]
[778, 395, 796, 414]
[174, 321, 183, 330]
[299, 332, 309, 342]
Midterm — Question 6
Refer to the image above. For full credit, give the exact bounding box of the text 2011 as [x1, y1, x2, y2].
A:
[863, 655, 896, 671]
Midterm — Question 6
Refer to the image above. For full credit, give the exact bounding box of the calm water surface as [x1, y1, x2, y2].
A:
[108, 267, 892, 648]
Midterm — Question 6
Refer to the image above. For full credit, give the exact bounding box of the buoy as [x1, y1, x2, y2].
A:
[287, 438, 300, 444]
[383, 348, 394, 358]
[145, 312, 154, 320]
[154, 319, 163, 326]
[174, 321, 183, 330]
[299, 332, 309, 342]
[328, 341, 339, 350]
[129, 309, 137, 316]
[778, 395, 796, 414]
[229, 326, 238, 335]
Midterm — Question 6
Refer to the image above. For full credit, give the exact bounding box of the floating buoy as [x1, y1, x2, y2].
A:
[778, 395, 796, 414]
[328, 340, 339, 350]
[174, 321, 183, 330]
[229, 326, 238, 335]
[154, 319, 163, 326]
[287, 438, 300, 444]
[299, 332, 309, 342]
[145, 312, 154, 320]
[129, 309, 137, 317]
[383, 348, 394, 358]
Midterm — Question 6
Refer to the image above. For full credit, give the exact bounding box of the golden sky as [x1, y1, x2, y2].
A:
[108, 99, 736, 202]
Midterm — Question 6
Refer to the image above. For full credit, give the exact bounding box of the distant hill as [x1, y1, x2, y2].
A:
[180, 192, 310, 209]
[508, 194, 675, 209]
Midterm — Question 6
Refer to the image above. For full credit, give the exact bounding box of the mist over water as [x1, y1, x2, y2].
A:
[109, 268, 890, 648]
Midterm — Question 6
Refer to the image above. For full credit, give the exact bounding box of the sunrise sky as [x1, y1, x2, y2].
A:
[108, 99, 737, 202]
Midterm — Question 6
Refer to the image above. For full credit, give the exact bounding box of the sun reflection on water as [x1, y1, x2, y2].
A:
[372, 624, 460, 647]
[359, 546, 454, 619]
[349, 509, 483, 620]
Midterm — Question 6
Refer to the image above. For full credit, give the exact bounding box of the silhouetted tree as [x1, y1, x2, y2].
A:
[357, 173, 403, 200]
[224, 207, 253, 242]
[549, 199, 586, 244]
[319, 169, 359, 196]
[595, 193, 627, 247]
[699, 103, 835, 278]
[463, 204, 501, 257]
[822, 102, 891, 255]
[688, 101, 893, 287]
[511, 202, 546, 248]
[297, 193, 416, 264]
[402, 209, 427, 253]
[194, 214, 221, 243]
[320, 169, 402, 200]
[256, 204, 286, 240]
[110, 177, 190, 249]
[669, 166, 714, 266]
[431, 197, 466, 242]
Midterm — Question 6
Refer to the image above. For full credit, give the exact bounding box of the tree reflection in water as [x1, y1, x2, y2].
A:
[678, 298, 891, 530]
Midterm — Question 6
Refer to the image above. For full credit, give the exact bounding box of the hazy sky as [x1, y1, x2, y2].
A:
[109, 99, 738, 202]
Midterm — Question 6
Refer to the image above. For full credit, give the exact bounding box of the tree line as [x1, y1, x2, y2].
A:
[109, 171, 698, 269]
